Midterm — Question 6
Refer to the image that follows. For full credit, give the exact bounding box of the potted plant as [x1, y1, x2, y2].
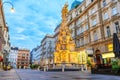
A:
[87, 60, 92, 70]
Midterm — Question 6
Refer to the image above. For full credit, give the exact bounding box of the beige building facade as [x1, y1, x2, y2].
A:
[0, 0, 10, 70]
[67, 0, 120, 66]
[17, 49, 30, 69]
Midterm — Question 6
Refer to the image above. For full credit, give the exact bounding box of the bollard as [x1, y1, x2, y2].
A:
[81, 65, 83, 71]
[44, 67, 46, 72]
[62, 65, 65, 72]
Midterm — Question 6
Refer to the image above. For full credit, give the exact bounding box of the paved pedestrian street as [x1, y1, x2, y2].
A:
[0, 69, 120, 80]
[0, 69, 20, 80]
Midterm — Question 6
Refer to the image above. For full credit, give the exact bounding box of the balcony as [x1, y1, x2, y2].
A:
[111, 13, 120, 21]
[90, 23, 101, 31]
[104, 36, 112, 41]
[90, 38, 104, 45]
[110, 0, 117, 7]
[103, 18, 110, 25]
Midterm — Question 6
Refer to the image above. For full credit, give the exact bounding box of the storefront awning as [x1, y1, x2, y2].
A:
[102, 52, 115, 58]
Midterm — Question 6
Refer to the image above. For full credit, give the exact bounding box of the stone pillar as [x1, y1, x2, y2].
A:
[53, 64, 55, 69]
[24, 66, 26, 69]
[19, 66, 21, 69]
[47, 66, 48, 71]
[85, 64, 87, 71]
[81, 65, 83, 71]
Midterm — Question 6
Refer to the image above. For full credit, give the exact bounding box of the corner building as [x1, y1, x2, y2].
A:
[17, 49, 30, 69]
[67, 0, 120, 67]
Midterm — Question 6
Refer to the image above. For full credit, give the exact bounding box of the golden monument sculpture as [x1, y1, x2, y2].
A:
[54, 3, 79, 67]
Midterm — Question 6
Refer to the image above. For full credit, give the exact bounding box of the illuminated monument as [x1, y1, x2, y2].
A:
[54, 3, 79, 67]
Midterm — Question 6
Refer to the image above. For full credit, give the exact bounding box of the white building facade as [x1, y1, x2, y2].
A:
[8, 47, 18, 68]
[40, 34, 55, 68]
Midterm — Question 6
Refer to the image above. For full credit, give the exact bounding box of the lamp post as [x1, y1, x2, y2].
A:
[0, 0, 14, 70]
[1, 1, 15, 12]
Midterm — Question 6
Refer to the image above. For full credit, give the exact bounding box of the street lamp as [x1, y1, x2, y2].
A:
[0, 0, 14, 70]
[1, 1, 15, 13]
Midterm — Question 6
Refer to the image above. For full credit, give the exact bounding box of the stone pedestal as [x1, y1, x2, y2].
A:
[19, 66, 21, 69]
[62, 64, 65, 72]
[44, 67, 46, 72]
[53, 64, 55, 69]
[24, 66, 26, 69]
[81, 65, 84, 71]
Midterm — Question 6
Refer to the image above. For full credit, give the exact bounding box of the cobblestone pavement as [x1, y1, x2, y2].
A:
[0, 69, 120, 80]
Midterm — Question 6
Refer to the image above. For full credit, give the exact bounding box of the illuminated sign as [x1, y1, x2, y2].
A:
[108, 44, 113, 51]
[102, 52, 115, 58]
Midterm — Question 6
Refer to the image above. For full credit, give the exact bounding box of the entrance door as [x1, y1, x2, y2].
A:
[95, 50, 102, 65]
[96, 54, 102, 65]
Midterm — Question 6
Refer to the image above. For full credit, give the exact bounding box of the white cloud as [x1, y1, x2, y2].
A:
[15, 27, 26, 33]
[11, 34, 29, 40]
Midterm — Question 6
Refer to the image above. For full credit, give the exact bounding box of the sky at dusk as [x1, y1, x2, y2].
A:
[3, 0, 82, 50]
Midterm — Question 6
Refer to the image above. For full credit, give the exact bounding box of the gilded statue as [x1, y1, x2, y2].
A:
[62, 3, 68, 19]
[54, 3, 79, 66]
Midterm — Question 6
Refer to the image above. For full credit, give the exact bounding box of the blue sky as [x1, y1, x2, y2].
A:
[3, 0, 82, 50]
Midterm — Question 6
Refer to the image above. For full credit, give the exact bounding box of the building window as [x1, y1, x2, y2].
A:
[72, 29, 75, 37]
[76, 11, 78, 16]
[106, 26, 111, 37]
[103, 12, 109, 20]
[80, 37, 84, 46]
[22, 54, 25, 56]
[93, 30, 98, 41]
[77, 28, 80, 35]
[91, 0, 94, 2]
[103, 0, 106, 7]
[81, 26, 84, 33]
[76, 39, 80, 47]
[85, 35, 89, 44]
[115, 22, 120, 33]
[85, 15, 87, 19]
[80, 27, 82, 34]
[92, 18, 97, 26]
[91, 8, 95, 14]
[112, 7, 117, 15]
[85, 24, 88, 30]
[79, 9, 82, 13]
[76, 19, 80, 26]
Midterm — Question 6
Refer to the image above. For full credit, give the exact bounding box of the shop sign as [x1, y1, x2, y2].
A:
[108, 44, 113, 51]
[102, 52, 115, 58]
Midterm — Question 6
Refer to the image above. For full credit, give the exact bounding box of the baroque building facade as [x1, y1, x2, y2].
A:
[33, 0, 120, 70]
[67, 0, 120, 67]
[0, 0, 10, 70]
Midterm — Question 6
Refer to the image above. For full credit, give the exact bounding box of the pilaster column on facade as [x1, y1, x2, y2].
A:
[74, 19, 77, 44]
[87, 11, 91, 44]
[98, 0, 105, 40]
